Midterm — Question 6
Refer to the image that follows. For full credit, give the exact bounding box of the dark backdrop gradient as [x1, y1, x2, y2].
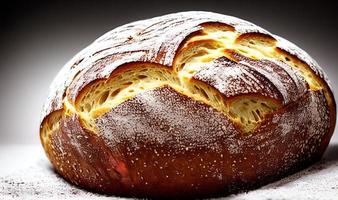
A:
[1, 0, 337, 144]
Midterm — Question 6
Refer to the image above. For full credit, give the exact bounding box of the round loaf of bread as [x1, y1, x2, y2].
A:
[40, 11, 336, 198]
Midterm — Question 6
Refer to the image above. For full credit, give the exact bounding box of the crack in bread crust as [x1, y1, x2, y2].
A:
[41, 17, 334, 141]
[48, 27, 327, 136]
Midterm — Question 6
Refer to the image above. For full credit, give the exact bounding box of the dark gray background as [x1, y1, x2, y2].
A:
[1, 0, 337, 144]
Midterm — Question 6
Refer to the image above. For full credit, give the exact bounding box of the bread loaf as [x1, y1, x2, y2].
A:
[40, 11, 336, 198]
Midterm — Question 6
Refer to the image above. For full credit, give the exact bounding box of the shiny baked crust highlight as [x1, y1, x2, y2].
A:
[40, 11, 336, 198]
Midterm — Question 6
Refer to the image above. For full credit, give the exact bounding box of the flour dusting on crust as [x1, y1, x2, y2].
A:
[41, 11, 331, 123]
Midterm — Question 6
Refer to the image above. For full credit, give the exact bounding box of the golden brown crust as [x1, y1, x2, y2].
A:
[40, 11, 336, 198]
[46, 115, 131, 195]
[45, 86, 331, 198]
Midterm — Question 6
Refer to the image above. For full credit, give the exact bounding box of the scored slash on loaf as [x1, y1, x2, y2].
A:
[40, 11, 336, 198]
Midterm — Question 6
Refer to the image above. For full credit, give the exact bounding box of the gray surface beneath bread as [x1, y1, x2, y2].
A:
[1, 138, 338, 200]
